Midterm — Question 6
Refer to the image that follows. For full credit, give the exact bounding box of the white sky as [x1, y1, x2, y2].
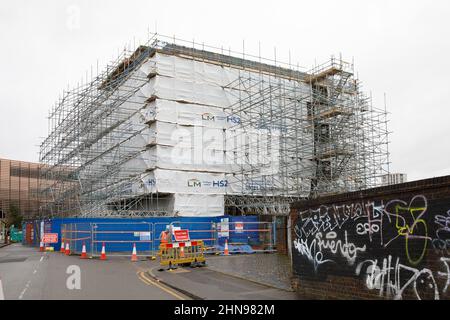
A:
[0, 0, 449, 182]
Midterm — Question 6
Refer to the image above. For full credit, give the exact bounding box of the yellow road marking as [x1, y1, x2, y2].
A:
[137, 271, 186, 300]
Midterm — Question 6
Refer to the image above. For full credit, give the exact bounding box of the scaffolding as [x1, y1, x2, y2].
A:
[224, 56, 390, 215]
[39, 36, 161, 217]
[39, 33, 389, 218]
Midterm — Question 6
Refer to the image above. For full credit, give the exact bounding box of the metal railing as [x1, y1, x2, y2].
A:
[91, 222, 153, 257]
[60, 220, 276, 257]
[62, 222, 153, 257]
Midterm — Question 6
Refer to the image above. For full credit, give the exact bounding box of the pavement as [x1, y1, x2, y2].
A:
[0, 243, 300, 300]
[0, 242, 10, 249]
[150, 266, 298, 300]
[206, 253, 293, 291]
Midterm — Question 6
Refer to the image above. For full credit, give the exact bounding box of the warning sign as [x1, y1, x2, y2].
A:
[42, 233, 58, 244]
[134, 232, 151, 241]
[173, 229, 190, 242]
[235, 222, 244, 233]
[218, 218, 229, 238]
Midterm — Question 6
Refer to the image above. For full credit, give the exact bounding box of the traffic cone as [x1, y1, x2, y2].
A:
[60, 239, 65, 253]
[80, 242, 87, 259]
[100, 242, 107, 260]
[39, 241, 44, 252]
[180, 246, 185, 258]
[65, 242, 70, 255]
[224, 239, 230, 256]
[131, 243, 138, 262]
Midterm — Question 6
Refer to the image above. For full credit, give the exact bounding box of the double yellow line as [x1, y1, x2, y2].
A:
[137, 270, 186, 300]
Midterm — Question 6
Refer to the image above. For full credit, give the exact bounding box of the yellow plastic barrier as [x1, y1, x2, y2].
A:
[159, 240, 206, 268]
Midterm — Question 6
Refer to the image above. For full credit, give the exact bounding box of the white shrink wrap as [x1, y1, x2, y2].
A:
[141, 76, 237, 108]
[148, 145, 227, 173]
[172, 194, 224, 217]
[133, 169, 228, 195]
[140, 100, 241, 129]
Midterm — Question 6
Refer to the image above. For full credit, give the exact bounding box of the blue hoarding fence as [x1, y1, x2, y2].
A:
[91, 222, 153, 257]
[62, 223, 92, 256]
[215, 220, 275, 254]
[154, 221, 217, 254]
[23, 216, 276, 257]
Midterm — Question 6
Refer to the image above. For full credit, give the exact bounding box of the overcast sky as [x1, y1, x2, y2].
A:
[0, 0, 449, 182]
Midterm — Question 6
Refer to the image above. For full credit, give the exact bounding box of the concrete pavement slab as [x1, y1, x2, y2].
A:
[148, 265, 299, 300]
[206, 253, 293, 291]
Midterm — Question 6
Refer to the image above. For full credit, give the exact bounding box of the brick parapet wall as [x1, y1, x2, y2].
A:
[290, 175, 450, 300]
[292, 175, 450, 210]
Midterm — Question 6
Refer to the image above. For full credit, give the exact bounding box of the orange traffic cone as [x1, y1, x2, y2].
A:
[39, 241, 44, 252]
[80, 242, 87, 259]
[131, 243, 138, 262]
[100, 242, 107, 260]
[65, 242, 71, 255]
[224, 239, 230, 256]
[180, 246, 185, 258]
[60, 239, 65, 253]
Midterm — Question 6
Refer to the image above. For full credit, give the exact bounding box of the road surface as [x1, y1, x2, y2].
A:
[0, 243, 184, 299]
[0, 243, 298, 300]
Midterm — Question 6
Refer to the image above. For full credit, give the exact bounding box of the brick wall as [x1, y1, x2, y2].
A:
[290, 175, 450, 300]
[275, 216, 288, 254]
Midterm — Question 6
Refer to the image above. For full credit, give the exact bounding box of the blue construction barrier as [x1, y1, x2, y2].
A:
[214, 244, 255, 254]
[22, 215, 267, 254]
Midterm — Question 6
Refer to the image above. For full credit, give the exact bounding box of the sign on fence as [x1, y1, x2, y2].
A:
[134, 232, 151, 241]
[235, 222, 244, 233]
[218, 218, 229, 237]
[42, 233, 58, 244]
[173, 229, 190, 242]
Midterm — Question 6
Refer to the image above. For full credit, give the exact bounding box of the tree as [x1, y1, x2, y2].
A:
[7, 205, 23, 229]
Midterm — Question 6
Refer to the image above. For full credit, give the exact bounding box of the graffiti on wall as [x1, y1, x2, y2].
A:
[292, 194, 450, 300]
[432, 210, 450, 255]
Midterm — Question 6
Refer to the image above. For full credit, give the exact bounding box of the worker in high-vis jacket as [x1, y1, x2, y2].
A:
[159, 227, 170, 246]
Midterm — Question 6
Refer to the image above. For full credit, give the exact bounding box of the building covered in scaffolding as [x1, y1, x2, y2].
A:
[38, 34, 389, 218]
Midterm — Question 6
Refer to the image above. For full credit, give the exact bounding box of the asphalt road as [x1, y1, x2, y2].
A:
[0, 243, 183, 300]
[0, 243, 298, 300]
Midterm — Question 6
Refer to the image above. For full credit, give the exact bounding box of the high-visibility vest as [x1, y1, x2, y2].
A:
[160, 231, 169, 244]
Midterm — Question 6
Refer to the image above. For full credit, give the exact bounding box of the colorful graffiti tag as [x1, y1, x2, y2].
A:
[292, 194, 450, 300]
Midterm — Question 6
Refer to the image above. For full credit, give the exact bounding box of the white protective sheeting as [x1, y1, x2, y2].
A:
[171, 194, 224, 217]
[133, 169, 228, 195]
[154, 52, 240, 87]
[153, 52, 305, 91]
[146, 121, 225, 148]
[120, 149, 156, 172]
[140, 99, 240, 129]
[121, 145, 227, 173]
[110, 51, 313, 215]
[226, 173, 312, 195]
[141, 76, 237, 108]
[150, 145, 227, 173]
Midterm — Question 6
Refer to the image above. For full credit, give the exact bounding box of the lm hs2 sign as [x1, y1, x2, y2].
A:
[292, 194, 450, 300]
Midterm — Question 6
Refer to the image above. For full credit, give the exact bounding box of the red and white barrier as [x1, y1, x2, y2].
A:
[163, 241, 198, 248]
